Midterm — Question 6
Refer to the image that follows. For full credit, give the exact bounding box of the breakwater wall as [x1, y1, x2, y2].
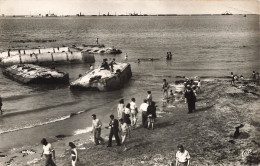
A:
[0, 51, 95, 67]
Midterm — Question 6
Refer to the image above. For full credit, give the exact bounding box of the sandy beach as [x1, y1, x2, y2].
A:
[1, 78, 259, 166]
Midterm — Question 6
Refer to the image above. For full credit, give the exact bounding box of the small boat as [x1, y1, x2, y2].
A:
[70, 62, 132, 91]
[2, 64, 69, 84]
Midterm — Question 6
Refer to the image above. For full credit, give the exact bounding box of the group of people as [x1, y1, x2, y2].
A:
[166, 52, 173, 60]
[40, 138, 78, 166]
[100, 58, 117, 71]
[231, 71, 260, 86]
[39, 77, 197, 166]
[162, 78, 201, 114]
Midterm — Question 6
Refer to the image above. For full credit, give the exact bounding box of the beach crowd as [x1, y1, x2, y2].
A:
[2, 63, 259, 166]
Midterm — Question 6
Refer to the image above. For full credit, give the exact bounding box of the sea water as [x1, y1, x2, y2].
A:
[0, 15, 259, 151]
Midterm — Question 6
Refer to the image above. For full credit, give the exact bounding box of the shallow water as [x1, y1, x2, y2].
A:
[0, 15, 259, 151]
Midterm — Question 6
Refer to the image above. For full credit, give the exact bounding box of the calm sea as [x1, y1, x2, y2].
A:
[0, 15, 259, 151]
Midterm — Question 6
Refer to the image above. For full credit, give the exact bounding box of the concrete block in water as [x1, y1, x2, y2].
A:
[0, 51, 95, 66]
[70, 63, 132, 91]
[2, 64, 69, 84]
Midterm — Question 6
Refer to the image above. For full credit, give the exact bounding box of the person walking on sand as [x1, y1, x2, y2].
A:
[147, 91, 152, 105]
[162, 79, 170, 100]
[147, 101, 156, 130]
[119, 119, 129, 151]
[91, 114, 104, 145]
[184, 85, 196, 114]
[139, 99, 149, 128]
[175, 145, 190, 166]
[69, 142, 78, 166]
[117, 99, 125, 119]
[106, 115, 121, 147]
[41, 138, 56, 166]
[130, 98, 138, 128]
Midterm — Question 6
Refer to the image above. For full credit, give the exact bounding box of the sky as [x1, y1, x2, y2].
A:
[0, 0, 259, 15]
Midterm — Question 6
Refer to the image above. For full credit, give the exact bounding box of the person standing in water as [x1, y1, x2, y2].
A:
[96, 37, 99, 45]
[162, 79, 170, 100]
[125, 53, 128, 60]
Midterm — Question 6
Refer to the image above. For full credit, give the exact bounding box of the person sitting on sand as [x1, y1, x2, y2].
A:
[119, 119, 129, 151]
[175, 145, 190, 166]
[69, 142, 78, 166]
[147, 102, 156, 130]
[101, 58, 110, 70]
[117, 99, 125, 119]
[91, 114, 104, 145]
[147, 91, 153, 105]
[41, 138, 56, 166]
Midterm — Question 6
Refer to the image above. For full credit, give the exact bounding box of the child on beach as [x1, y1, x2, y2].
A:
[69, 142, 78, 166]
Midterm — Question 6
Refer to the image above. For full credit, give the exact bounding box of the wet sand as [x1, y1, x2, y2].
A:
[1, 79, 260, 166]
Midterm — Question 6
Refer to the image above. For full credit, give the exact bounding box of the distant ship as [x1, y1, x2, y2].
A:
[46, 13, 57, 17]
[221, 12, 232, 15]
